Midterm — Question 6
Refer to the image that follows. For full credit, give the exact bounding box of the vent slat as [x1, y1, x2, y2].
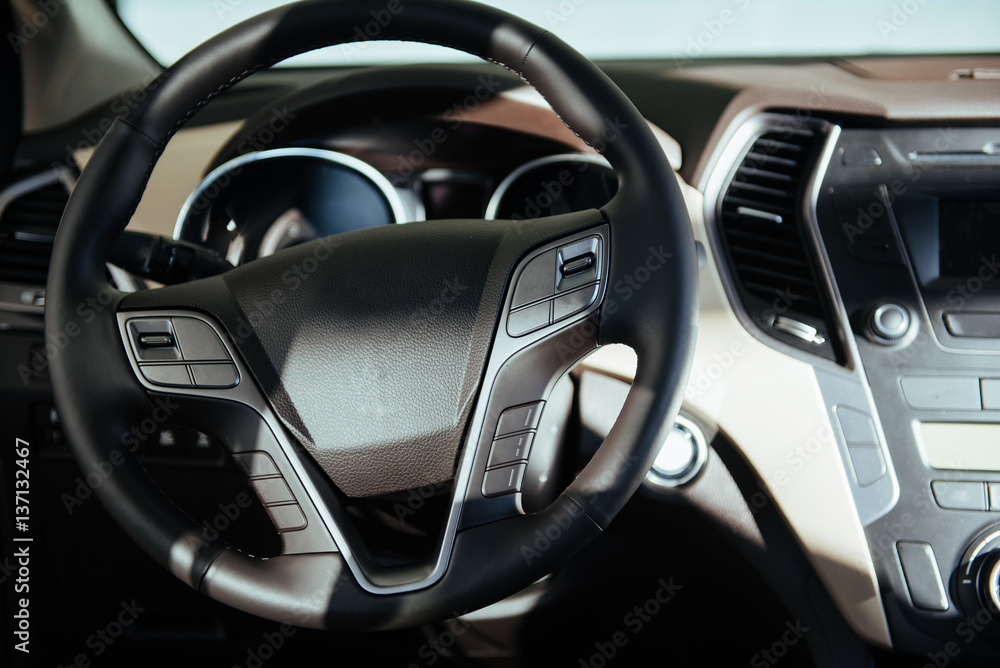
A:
[0, 178, 69, 286]
[717, 126, 825, 321]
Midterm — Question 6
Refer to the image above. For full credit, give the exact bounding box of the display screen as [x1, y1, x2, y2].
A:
[938, 200, 1000, 278]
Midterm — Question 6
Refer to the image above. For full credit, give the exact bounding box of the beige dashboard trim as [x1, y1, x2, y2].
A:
[586, 177, 891, 648]
[75, 121, 243, 237]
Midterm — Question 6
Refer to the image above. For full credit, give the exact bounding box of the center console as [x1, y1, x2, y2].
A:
[815, 126, 1000, 662]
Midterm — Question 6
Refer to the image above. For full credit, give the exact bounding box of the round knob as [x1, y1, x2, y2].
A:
[979, 550, 1000, 614]
[646, 415, 707, 488]
[868, 303, 910, 342]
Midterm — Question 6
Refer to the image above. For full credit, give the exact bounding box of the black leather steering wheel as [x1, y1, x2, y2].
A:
[46, 0, 697, 630]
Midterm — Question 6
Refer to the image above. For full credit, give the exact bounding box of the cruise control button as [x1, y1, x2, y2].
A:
[483, 463, 527, 497]
[496, 402, 544, 436]
[552, 283, 599, 322]
[511, 250, 557, 308]
[489, 433, 534, 467]
[140, 364, 192, 387]
[128, 319, 181, 361]
[233, 452, 279, 478]
[171, 317, 232, 361]
[556, 237, 600, 292]
[266, 504, 307, 532]
[251, 478, 295, 505]
[190, 364, 239, 388]
[507, 301, 551, 337]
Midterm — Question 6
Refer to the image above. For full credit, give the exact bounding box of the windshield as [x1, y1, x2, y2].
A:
[115, 0, 1000, 67]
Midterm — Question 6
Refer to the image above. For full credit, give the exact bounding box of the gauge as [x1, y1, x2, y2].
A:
[485, 153, 618, 221]
[174, 148, 409, 264]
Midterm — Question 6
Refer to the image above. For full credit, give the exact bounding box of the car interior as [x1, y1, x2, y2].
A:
[3, 1, 1000, 666]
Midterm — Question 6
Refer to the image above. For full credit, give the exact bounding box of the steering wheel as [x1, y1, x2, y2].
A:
[47, 0, 697, 630]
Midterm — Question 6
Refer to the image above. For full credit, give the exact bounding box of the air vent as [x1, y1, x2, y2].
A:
[0, 172, 71, 287]
[716, 120, 839, 360]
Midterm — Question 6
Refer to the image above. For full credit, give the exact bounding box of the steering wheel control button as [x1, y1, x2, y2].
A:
[556, 237, 601, 292]
[495, 402, 544, 437]
[190, 363, 239, 388]
[139, 364, 193, 387]
[488, 433, 534, 468]
[265, 504, 307, 532]
[482, 463, 527, 497]
[251, 478, 295, 506]
[128, 318, 181, 361]
[646, 415, 707, 488]
[552, 283, 600, 322]
[896, 541, 950, 612]
[507, 301, 552, 337]
[932, 480, 988, 511]
[171, 317, 232, 361]
[233, 452, 280, 478]
[511, 250, 557, 308]
[139, 334, 174, 348]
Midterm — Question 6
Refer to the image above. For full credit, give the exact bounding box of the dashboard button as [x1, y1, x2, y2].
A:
[896, 541, 949, 612]
[901, 377, 982, 411]
[507, 302, 551, 337]
[190, 363, 239, 388]
[943, 313, 1000, 338]
[483, 463, 527, 497]
[266, 504, 307, 532]
[932, 481, 987, 511]
[836, 406, 879, 445]
[140, 364, 192, 387]
[990, 483, 1000, 512]
[553, 283, 599, 322]
[511, 250, 557, 308]
[847, 445, 886, 486]
[496, 402, 544, 437]
[489, 433, 533, 467]
[981, 379, 1000, 410]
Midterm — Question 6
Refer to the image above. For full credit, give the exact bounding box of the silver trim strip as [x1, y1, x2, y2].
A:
[484, 153, 612, 220]
[173, 148, 410, 242]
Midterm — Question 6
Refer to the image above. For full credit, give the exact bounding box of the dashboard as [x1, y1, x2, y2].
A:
[4, 53, 1000, 665]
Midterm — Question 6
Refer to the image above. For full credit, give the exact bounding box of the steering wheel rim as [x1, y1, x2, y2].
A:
[46, 0, 698, 630]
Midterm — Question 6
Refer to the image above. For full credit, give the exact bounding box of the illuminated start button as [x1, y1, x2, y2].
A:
[647, 416, 707, 488]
